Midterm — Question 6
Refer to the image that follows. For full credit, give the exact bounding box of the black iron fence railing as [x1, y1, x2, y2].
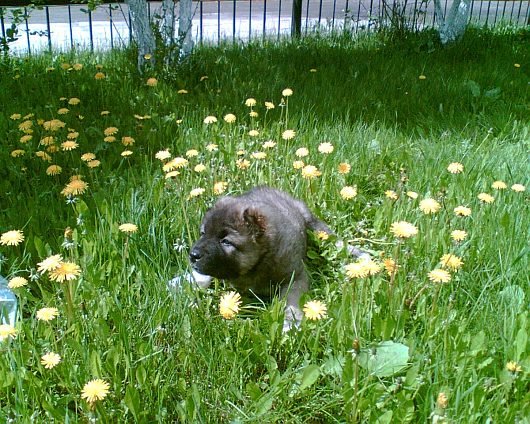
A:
[1, 0, 529, 54]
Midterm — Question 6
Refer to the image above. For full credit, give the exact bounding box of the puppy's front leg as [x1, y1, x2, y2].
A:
[280, 272, 308, 332]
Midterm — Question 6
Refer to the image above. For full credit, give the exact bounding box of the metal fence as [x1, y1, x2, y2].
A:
[1, 0, 529, 54]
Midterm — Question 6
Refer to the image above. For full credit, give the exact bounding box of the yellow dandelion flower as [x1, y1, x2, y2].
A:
[41, 352, 61, 369]
[264, 101, 275, 110]
[440, 253, 463, 271]
[104, 136, 116, 143]
[293, 160, 305, 169]
[282, 88, 293, 97]
[0, 324, 18, 341]
[428, 268, 451, 283]
[47, 145, 59, 154]
[245, 98, 256, 107]
[68, 97, 80, 105]
[104, 127, 118, 136]
[101, 110, 110, 116]
[345, 262, 369, 279]
[436, 392, 448, 409]
[121, 150, 133, 157]
[43, 119, 66, 131]
[219, 291, 242, 319]
[406, 191, 419, 199]
[146, 77, 158, 87]
[450, 229, 468, 242]
[383, 258, 399, 276]
[36, 151, 52, 162]
[37, 254, 63, 273]
[72, 63, 83, 70]
[251, 151, 267, 160]
[94, 72, 106, 80]
[194, 164, 207, 173]
[57, 108, 69, 115]
[177, 89, 188, 94]
[67, 131, 79, 139]
[19, 135, 32, 143]
[223, 113, 236, 123]
[478, 193, 494, 204]
[46, 165, 62, 176]
[11, 149, 25, 157]
[249, 111, 258, 118]
[419, 198, 441, 214]
[303, 300, 327, 320]
[36, 307, 59, 321]
[315, 230, 329, 241]
[262, 140, 276, 149]
[318, 142, 334, 154]
[121, 136, 135, 146]
[310, 68, 317, 73]
[61, 179, 88, 196]
[81, 379, 110, 404]
[282, 129, 296, 140]
[206, 143, 218, 152]
[189, 188, 205, 198]
[155, 150, 171, 161]
[385, 190, 398, 200]
[362, 259, 382, 276]
[119, 223, 138, 233]
[506, 361, 522, 373]
[203, 116, 218, 124]
[447, 162, 464, 174]
[338, 162, 351, 174]
[81, 153, 96, 162]
[301, 165, 321, 179]
[8, 276, 28, 289]
[390, 221, 418, 238]
[491, 180, 507, 190]
[39, 136, 55, 146]
[295, 147, 309, 157]
[236, 159, 250, 170]
[0, 230, 24, 246]
[511, 183, 525, 192]
[18, 120, 33, 131]
[340, 186, 357, 200]
[454, 206, 471, 217]
[418, 74, 426, 80]
[213, 181, 228, 195]
[49, 261, 81, 282]
[248, 130, 260, 137]
[165, 171, 179, 179]
[10, 113, 22, 120]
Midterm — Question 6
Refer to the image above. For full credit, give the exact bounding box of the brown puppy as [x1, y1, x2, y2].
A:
[189, 186, 337, 329]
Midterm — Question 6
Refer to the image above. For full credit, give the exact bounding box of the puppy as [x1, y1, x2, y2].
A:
[189, 186, 354, 330]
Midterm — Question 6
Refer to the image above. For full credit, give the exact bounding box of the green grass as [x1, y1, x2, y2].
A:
[0, 28, 528, 422]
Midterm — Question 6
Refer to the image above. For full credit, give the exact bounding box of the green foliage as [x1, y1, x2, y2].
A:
[0, 30, 528, 422]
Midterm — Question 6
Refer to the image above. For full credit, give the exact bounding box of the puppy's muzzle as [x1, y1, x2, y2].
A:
[189, 248, 202, 264]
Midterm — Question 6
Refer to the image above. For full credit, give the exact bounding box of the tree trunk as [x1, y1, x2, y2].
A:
[161, 0, 176, 47]
[179, 0, 194, 57]
[126, 0, 156, 70]
[434, 0, 472, 44]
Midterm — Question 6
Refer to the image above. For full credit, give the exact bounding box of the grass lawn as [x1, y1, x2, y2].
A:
[0, 27, 528, 422]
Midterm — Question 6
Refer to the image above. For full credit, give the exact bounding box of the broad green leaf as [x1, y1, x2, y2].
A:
[358, 341, 410, 377]
[499, 285, 525, 312]
[299, 363, 321, 392]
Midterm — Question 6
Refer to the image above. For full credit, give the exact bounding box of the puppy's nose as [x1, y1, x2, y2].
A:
[189, 249, 202, 263]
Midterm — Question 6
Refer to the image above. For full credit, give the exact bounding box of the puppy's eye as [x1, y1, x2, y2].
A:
[220, 239, 233, 247]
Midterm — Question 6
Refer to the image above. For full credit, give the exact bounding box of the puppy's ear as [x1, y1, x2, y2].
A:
[243, 208, 267, 238]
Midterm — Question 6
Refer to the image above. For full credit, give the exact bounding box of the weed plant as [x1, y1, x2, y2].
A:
[0, 28, 528, 422]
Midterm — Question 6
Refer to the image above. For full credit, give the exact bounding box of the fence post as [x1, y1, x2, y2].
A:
[291, 0, 302, 37]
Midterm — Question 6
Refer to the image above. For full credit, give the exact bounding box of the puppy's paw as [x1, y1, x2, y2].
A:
[282, 305, 303, 333]
[336, 240, 371, 260]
